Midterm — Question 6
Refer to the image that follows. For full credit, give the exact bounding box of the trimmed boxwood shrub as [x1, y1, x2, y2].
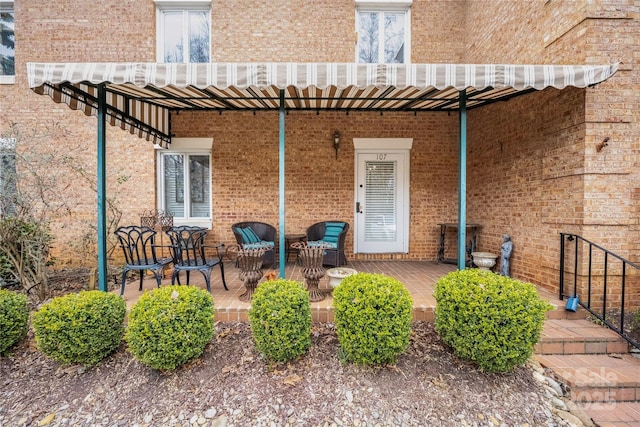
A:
[434, 269, 553, 373]
[125, 285, 214, 370]
[0, 289, 29, 354]
[333, 273, 413, 365]
[248, 279, 311, 363]
[32, 290, 126, 366]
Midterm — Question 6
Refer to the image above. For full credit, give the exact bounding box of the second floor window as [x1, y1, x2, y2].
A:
[157, 8, 210, 63]
[356, 8, 409, 64]
[0, 0, 15, 83]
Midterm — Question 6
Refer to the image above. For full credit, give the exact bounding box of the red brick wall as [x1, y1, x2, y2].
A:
[1, 0, 639, 303]
[466, 87, 587, 291]
[461, 0, 640, 302]
[170, 110, 460, 260]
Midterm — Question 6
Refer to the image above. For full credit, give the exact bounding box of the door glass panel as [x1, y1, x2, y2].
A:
[364, 161, 396, 241]
[163, 154, 185, 217]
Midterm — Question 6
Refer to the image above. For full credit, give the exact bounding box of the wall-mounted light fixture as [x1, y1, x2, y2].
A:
[596, 137, 610, 152]
[333, 130, 340, 159]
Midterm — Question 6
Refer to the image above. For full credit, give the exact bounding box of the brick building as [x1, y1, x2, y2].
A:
[0, 0, 637, 302]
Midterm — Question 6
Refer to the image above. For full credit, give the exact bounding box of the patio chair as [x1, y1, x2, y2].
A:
[114, 225, 172, 296]
[165, 225, 227, 292]
[306, 221, 349, 267]
[231, 221, 277, 268]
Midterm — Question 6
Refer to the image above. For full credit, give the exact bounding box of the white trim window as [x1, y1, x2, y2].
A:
[355, 0, 411, 64]
[157, 138, 212, 228]
[0, 0, 15, 84]
[155, 0, 211, 63]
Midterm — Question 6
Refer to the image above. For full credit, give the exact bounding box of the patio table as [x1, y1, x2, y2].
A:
[437, 223, 480, 267]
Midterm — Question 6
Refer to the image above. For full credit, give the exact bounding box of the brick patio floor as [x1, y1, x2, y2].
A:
[117, 259, 565, 322]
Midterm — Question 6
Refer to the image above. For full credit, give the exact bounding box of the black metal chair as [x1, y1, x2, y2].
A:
[114, 225, 172, 296]
[306, 221, 350, 267]
[165, 225, 227, 292]
[231, 221, 277, 268]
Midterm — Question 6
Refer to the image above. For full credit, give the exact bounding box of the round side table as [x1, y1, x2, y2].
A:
[285, 233, 306, 263]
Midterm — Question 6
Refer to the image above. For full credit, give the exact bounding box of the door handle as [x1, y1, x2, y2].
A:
[356, 202, 362, 213]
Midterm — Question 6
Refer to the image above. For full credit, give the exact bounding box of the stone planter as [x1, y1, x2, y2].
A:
[326, 267, 357, 289]
[471, 252, 498, 271]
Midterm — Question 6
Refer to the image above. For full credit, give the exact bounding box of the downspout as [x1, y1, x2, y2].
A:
[97, 83, 108, 291]
[457, 89, 467, 270]
[278, 89, 286, 278]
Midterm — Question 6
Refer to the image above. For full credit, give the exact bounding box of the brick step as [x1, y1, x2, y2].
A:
[536, 354, 640, 403]
[544, 304, 588, 320]
[536, 319, 629, 355]
[214, 305, 439, 323]
[576, 401, 640, 426]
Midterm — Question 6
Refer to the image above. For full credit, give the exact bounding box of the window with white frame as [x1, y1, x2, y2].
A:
[0, 0, 15, 84]
[355, 0, 411, 64]
[155, 0, 211, 63]
[0, 138, 16, 216]
[157, 138, 212, 227]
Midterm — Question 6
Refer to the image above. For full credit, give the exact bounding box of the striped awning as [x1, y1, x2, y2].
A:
[27, 62, 619, 148]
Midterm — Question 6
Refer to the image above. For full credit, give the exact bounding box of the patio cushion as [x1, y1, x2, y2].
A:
[236, 226, 260, 244]
[307, 240, 338, 249]
[242, 241, 274, 250]
[323, 222, 345, 244]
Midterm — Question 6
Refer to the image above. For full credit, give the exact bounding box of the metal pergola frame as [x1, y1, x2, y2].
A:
[27, 62, 619, 291]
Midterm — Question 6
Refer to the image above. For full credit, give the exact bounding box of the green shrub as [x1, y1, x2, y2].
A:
[32, 290, 126, 366]
[125, 285, 214, 370]
[333, 273, 413, 365]
[248, 279, 311, 362]
[0, 289, 29, 354]
[434, 269, 553, 373]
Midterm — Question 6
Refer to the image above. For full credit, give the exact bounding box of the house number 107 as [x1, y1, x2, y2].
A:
[376, 153, 387, 160]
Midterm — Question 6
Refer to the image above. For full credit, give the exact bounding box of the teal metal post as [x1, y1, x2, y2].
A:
[278, 90, 286, 278]
[97, 84, 108, 291]
[457, 90, 467, 270]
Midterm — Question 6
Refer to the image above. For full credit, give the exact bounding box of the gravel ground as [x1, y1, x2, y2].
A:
[1, 321, 581, 427]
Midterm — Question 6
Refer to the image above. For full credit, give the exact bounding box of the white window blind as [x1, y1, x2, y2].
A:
[364, 161, 397, 241]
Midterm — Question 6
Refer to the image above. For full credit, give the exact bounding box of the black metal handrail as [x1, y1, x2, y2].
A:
[560, 233, 639, 349]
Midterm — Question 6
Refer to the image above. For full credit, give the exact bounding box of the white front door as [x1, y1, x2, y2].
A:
[355, 150, 409, 253]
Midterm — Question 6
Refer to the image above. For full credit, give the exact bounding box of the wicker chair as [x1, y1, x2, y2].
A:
[231, 221, 277, 268]
[305, 221, 349, 267]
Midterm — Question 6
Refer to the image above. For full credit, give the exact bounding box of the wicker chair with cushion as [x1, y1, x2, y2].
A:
[231, 221, 277, 267]
[306, 221, 349, 267]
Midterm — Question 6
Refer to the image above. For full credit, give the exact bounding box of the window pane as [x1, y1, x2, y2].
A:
[384, 13, 405, 63]
[0, 139, 16, 216]
[0, 9, 15, 76]
[189, 155, 210, 218]
[164, 154, 185, 217]
[188, 11, 210, 63]
[357, 12, 379, 64]
[163, 11, 184, 63]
